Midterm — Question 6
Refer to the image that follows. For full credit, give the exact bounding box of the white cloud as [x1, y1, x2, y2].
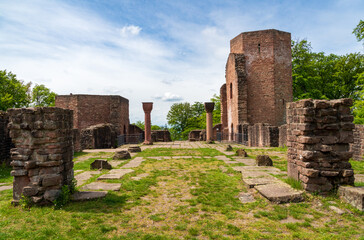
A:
[120, 25, 142, 37]
[154, 92, 183, 102]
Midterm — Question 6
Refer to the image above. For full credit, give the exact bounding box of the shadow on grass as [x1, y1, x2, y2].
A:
[65, 192, 128, 213]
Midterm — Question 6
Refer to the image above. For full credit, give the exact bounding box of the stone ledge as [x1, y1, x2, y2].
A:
[255, 183, 304, 204]
[338, 186, 364, 211]
[71, 191, 107, 201]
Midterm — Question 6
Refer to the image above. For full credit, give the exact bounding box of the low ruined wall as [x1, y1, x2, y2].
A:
[0, 111, 12, 166]
[351, 125, 364, 161]
[72, 129, 82, 152]
[189, 130, 202, 141]
[151, 130, 171, 142]
[247, 123, 279, 147]
[81, 124, 117, 149]
[287, 99, 355, 193]
[279, 124, 287, 147]
[8, 107, 74, 205]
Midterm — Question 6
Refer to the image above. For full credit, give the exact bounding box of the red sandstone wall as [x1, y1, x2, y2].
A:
[351, 125, 364, 161]
[228, 29, 292, 127]
[55, 94, 129, 135]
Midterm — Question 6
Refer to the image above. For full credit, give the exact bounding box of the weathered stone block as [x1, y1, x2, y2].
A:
[338, 186, 364, 211]
[256, 155, 273, 166]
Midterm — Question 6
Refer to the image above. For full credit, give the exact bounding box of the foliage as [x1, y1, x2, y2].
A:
[292, 39, 364, 101]
[53, 183, 76, 209]
[31, 84, 56, 107]
[353, 20, 364, 44]
[0, 70, 31, 111]
[292, 39, 364, 123]
[167, 96, 222, 140]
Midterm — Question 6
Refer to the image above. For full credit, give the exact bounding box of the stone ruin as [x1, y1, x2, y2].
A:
[218, 29, 292, 147]
[0, 111, 13, 166]
[351, 125, 364, 161]
[7, 107, 74, 205]
[151, 130, 171, 142]
[80, 123, 117, 149]
[287, 99, 355, 193]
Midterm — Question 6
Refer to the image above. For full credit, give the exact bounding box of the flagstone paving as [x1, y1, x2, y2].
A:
[121, 157, 145, 168]
[75, 171, 102, 186]
[97, 169, 134, 180]
[82, 182, 121, 191]
[0, 185, 12, 192]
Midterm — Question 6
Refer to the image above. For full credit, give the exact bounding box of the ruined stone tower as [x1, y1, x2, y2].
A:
[221, 29, 292, 140]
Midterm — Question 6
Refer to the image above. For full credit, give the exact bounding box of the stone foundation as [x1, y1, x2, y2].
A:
[81, 124, 117, 149]
[287, 99, 355, 193]
[351, 125, 364, 161]
[151, 130, 171, 142]
[0, 111, 12, 166]
[8, 107, 74, 205]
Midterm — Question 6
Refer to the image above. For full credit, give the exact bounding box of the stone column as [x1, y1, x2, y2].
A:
[204, 102, 215, 142]
[7, 107, 74, 205]
[142, 102, 153, 145]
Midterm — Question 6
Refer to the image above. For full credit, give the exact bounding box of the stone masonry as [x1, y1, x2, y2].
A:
[81, 123, 117, 149]
[351, 125, 364, 161]
[7, 107, 74, 205]
[0, 111, 13, 166]
[221, 29, 292, 142]
[55, 94, 129, 135]
[287, 99, 355, 193]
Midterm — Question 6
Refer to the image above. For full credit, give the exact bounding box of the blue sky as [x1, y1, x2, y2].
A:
[0, 0, 363, 125]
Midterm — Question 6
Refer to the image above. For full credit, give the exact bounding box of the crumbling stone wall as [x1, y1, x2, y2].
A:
[55, 94, 129, 135]
[287, 99, 355, 193]
[72, 129, 81, 152]
[8, 107, 74, 205]
[0, 111, 12, 166]
[247, 123, 279, 147]
[189, 130, 202, 141]
[81, 124, 117, 149]
[279, 124, 287, 147]
[151, 130, 171, 142]
[351, 125, 364, 161]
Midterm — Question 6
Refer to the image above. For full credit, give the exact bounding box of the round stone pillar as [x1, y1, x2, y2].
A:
[142, 102, 153, 145]
[204, 102, 215, 142]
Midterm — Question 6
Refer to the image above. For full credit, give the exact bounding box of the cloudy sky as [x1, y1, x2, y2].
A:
[0, 0, 363, 125]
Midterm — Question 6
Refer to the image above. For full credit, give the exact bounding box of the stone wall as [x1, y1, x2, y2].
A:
[189, 130, 202, 141]
[72, 129, 81, 152]
[151, 130, 171, 142]
[351, 125, 364, 161]
[287, 99, 355, 193]
[279, 124, 287, 147]
[55, 94, 129, 135]
[0, 111, 12, 166]
[247, 123, 279, 147]
[81, 124, 117, 149]
[8, 107, 74, 205]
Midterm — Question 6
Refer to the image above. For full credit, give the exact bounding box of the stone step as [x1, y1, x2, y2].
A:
[97, 169, 134, 180]
[338, 186, 364, 211]
[82, 182, 121, 191]
[255, 183, 304, 204]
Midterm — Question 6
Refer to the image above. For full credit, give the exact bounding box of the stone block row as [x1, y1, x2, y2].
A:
[287, 99, 355, 193]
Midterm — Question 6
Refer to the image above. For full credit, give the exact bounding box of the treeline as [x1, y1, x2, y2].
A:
[0, 70, 56, 111]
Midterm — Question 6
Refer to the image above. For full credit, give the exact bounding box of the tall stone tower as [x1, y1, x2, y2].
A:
[221, 29, 292, 138]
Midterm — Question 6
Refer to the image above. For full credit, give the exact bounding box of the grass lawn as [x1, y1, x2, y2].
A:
[0, 146, 363, 239]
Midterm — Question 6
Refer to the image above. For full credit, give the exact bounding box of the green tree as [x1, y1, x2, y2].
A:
[31, 84, 56, 107]
[353, 20, 364, 44]
[292, 40, 364, 101]
[0, 70, 31, 111]
[167, 102, 193, 140]
[211, 94, 221, 125]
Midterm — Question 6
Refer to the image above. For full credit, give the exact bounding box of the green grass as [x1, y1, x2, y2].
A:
[0, 144, 363, 239]
[0, 163, 12, 183]
[350, 159, 364, 175]
[284, 177, 304, 190]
